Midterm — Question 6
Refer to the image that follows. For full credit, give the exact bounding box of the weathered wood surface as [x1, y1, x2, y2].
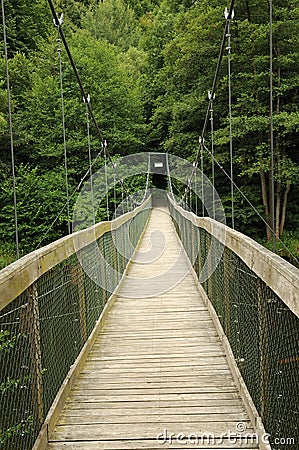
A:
[47, 207, 258, 449]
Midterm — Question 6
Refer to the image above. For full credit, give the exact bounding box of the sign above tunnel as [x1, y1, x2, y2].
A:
[150, 153, 167, 175]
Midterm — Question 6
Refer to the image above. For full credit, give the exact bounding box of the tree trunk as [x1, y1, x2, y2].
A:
[275, 182, 281, 240]
[275, 42, 281, 114]
[244, 0, 251, 22]
[260, 167, 271, 241]
[276, 63, 281, 114]
[279, 184, 291, 237]
[268, 165, 275, 241]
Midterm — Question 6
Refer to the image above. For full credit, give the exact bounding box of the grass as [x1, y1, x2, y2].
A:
[0, 243, 18, 270]
[259, 231, 299, 268]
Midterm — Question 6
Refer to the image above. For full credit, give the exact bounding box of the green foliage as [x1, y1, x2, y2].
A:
[142, 0, 299, 240]
[260, 231, 299, 268]
[0, 243, 16, 269]
[0, 375, 29, 394]
[0, 415, 34, 445]
[12, 29, 147, 172]
[124, 0, 160, 18]
[0, 164, 74, 252]
[0, 330, 22, 353]
[0, 328, 36, 448]
[82, 0, 138, 50]
[0, 0, 51, 56]
[0, 0, 299, 262]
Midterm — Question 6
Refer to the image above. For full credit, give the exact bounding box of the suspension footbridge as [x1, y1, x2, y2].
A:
[1, 194, 298, 449]
[1, 1, 299, 449]
[48, 207, 257, 449]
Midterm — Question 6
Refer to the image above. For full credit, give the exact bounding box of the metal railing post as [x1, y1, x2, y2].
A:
[257, 281, 269, 422]
[21, 283, 44, 427]
[72, 260, 87, 342]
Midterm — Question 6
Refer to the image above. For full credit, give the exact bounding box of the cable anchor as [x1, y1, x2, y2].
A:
[83, 94, 91, 104]
[53, 13, 63, 27]
[224, 7, 234, 20]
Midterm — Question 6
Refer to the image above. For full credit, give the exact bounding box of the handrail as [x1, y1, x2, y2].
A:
[169, 196, 299, 318]
[168, 195, 299, 448]
[0, 196, 152, 312]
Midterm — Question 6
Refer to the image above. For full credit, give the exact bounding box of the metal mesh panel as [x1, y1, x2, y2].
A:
[38, 254, 85, 415]
[169, 200, 299, 449]
[0, 292, 39, 450]
[0, 203, 151, 450]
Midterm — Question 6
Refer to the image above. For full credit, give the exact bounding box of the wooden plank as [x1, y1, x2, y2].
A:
[90, 344, 224, 352]
[73, 375, 236, 388]
[60, 405, 246, 416]
[92, 337, 222, 347]
[50, 421, 255, 441]
[79, 369, 232, 378]
[76, 372, 232, 382]
[58, 412, 250, 425]
[84, 359, 228, 370]
[87, 351, 226, 360]
[63, 399, 246, 410]
[71, 383, 237, 394]
[47, 442, 258, 450]
[66, 392, 240, 403]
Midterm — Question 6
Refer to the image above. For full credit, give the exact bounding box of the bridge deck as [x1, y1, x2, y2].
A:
[47, 208, 258, 449]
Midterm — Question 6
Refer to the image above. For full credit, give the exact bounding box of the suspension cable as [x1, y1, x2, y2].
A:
[225, 7, 235, 229]
[179, 184, 188, 208]
[47, 0, 105, 145]
[2, 0, 19, 258]
[84, 94, 95, 224]
[199, 0, 235, 144]
[121, 178, 125, 215]
[48, 3, 133, 224]
[193, 161, 198, 216]
[200, 139, 205, 216]
[113, 162, 117, 215]
[208, 91, 216, 219]
[140, 152, 151, 204]
[269, 0, 276, 250]
[103, 141, 110, 221]
[166, 152, 175, 201]
[56, 19, 71, 234]
[104, 145, 137, 212]
[48, 1, 143, 220]
[175, 1, 235, 213]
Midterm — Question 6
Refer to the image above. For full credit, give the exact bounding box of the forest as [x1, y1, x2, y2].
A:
[0, 0, 299, 267]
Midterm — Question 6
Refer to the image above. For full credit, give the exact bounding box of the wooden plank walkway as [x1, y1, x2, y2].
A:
[47, 207, 259, 449]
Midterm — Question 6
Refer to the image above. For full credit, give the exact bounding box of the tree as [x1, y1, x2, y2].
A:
[14, 29, 147, 174]
[0, 0, 51, 57]
[142, 0, 299, 239]
[215, 1, 299, 239]
[82, 0, 137, 50]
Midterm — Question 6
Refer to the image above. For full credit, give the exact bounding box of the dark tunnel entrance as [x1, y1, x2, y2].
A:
[150, 153, 168, 206]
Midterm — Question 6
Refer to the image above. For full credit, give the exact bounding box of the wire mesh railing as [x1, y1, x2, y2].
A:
[168, 196, 299, 450]
[0, 196, 151, 450]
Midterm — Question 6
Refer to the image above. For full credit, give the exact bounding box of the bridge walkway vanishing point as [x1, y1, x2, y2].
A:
[46, 207, 263, 449]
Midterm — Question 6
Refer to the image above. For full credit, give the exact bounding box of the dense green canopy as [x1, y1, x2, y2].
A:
[0, 0, 299, 265]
